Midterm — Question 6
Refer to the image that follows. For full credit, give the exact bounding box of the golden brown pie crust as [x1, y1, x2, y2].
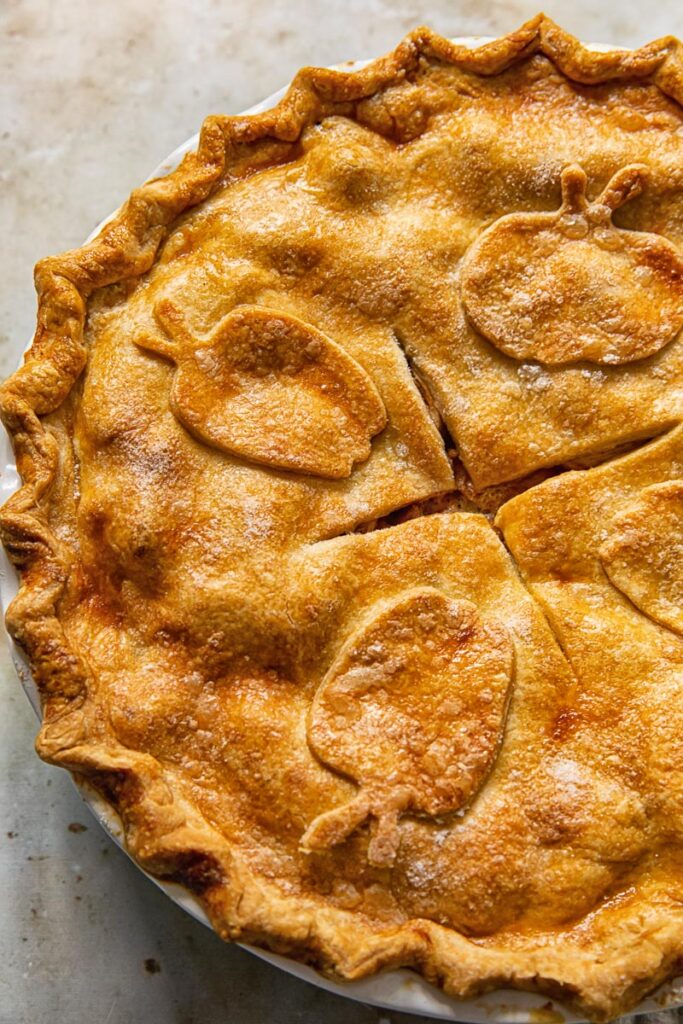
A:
[3, 16, 683, 1021]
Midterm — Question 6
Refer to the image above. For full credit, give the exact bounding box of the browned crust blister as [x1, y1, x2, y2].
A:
[2, 16, 683, 1021]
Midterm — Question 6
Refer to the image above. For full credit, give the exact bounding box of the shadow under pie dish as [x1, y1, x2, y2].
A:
[3, 16, 683, 1022]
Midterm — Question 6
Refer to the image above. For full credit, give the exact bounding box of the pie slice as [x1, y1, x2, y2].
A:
[497, 425, 683, 944]
[3, 16, 683, 1022]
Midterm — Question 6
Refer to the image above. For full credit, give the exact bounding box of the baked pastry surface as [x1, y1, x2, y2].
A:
[3, 16, 683, 1020]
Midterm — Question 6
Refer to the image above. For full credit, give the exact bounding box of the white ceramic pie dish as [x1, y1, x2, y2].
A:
[2, 36, 682, 1022]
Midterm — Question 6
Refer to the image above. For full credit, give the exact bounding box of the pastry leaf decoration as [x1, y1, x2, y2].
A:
[461, 164, 683, 365]
[136, 303, 387, 478]
[302, 587, 513, 867]
[600, 479, 683, 636]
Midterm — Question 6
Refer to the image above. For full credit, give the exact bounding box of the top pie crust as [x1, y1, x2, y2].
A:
[3, 16, 683, 1021]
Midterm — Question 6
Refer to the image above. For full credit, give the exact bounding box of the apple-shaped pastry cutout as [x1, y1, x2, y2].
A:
[600, 479, 683, 636]
[302, 587, 513, 867]
[136, 302, 387, 478]
[461, 164, 683, 365]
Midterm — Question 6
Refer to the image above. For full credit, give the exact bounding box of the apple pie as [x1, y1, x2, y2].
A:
[3, 16, 683, 1020]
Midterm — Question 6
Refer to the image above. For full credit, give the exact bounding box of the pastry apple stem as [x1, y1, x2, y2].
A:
[367, 805, 402, 867]
[596, 163, 647, 213]
[300, 792, 373, 856]
[559, 162, 647, 221]
[301, 789, 408, 868]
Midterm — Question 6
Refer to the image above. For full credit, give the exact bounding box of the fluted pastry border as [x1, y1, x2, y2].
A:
[2, 16, 683, 1021]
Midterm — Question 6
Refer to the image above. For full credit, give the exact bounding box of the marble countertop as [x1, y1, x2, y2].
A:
[2, 1, 683, 1022]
